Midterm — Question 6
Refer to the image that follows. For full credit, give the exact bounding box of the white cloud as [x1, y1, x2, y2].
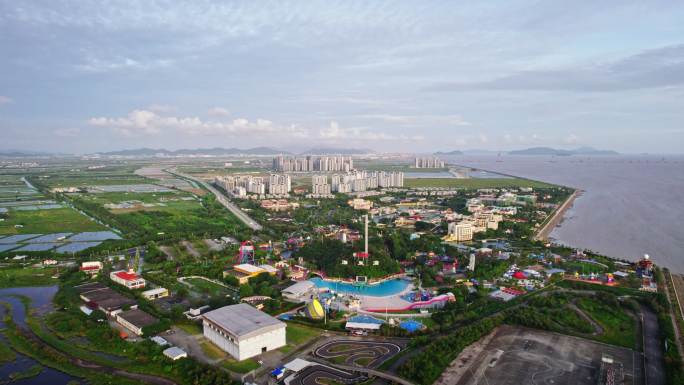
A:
[0, 96, 13, 104]
[147, 104, 175, 113]
[318, 121, 423, 142]
[358, 114, 471, 126]
[54, 127, 80, 137]
[76, 56, 172, 73]
[88, 109, 307, 138]
[207, 107, 231, 117]
[564, 133, 580, 144]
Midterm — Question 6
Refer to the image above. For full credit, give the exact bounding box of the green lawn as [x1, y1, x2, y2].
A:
[185, 277, 228, 297]
[39, 175, 151, 188]
[0, 336, 16, 363]
[200, 340, 226, 360]
[577, 298, 637, 349]
[405, 178, 555, 189]
[0, 207, 106, 235]
[221, 357, 260, 373]
[285, 322, 319, 347]
[175, 322, 202, 335]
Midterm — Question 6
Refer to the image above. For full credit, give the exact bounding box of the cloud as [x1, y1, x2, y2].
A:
[427, 44, 684, 93]
[54, 128, 80, 137]
[75, 56, 172, 73]
[359, 114, 471, 126]
[147, 104, 175, 113]
[318, 121, 423, 142]
[563, 134, 580, 144]
[88, 109, 307, 138]
[207, 107, 231, 117]
[0, 96, 13, 104]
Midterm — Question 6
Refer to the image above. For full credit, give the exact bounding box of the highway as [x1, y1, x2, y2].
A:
[166, 168, 263, 231]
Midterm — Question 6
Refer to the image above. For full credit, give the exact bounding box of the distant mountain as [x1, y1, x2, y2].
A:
[508, 147, 619, 156]
[300, 147, 374, 155]
[434, 150, 463, 156]
[572, 146, 620, 155]
[0, 150, 56, 157]
[99, 147, 289, 157]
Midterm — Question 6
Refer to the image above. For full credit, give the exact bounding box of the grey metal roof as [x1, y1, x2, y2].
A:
[202, 303, 285, 340]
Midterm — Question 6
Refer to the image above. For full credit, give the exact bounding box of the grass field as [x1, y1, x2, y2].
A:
[279, 322, 320, 353]
[404, 177, 555, 189]
[185, 277, 228, 296]
[0, 336, 16, 362]
[37, 175, 150, 188]
[0, 267, 59, 288]
[221, 357, 260, 373]
[0, 207, 106, 235]
[76, 191, 201, 214]
[577, 297, 637, 349]
[200, 340, 226, 360]
[175, 322, 202, 335]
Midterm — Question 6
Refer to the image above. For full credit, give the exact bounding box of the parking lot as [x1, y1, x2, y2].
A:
[442, 325, 642, 385]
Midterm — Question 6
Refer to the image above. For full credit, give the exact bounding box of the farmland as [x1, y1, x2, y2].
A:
[0, 206, 106, 235]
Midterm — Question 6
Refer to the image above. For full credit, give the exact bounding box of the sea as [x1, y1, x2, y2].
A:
[444, 155, 684, 273]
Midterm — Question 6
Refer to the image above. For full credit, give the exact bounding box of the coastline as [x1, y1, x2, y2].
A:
[534, 189, 581, 241]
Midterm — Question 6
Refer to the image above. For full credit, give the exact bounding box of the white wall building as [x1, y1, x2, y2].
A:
[268, 174, 292, 195]
[202, 304, 286, 361]
[447, 222, 474, 242]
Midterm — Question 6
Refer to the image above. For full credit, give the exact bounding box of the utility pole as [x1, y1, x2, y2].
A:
[364, 214, 369, 255]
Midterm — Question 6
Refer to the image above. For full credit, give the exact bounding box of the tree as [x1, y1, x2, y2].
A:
[239, 284, 253, 298]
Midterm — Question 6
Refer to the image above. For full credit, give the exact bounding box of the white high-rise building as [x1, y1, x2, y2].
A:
[330, 171, 403, 193]
[414, 157, 445, 168]
[272, 156, 353, 172]
[268, 174, 291, 195]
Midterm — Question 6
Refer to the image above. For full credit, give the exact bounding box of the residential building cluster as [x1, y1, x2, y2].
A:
[214, 174, 291, 198]
[310, 174, 332, 198]
[272, 155, 353, 172]
[414, 156, 445, 168]
[332, 171, 404, 193]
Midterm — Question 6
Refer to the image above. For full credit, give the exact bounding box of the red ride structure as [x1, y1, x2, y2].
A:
[235, 241, 255, 264]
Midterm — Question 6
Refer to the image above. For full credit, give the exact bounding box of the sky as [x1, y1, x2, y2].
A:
[1, 1, 684, 154]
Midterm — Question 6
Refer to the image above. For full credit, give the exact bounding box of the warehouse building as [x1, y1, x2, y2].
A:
[202, 303, 286, 361]
[116, 309, 159, 336]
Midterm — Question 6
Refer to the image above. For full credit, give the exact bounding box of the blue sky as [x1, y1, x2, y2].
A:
[1, 1, 683, 153]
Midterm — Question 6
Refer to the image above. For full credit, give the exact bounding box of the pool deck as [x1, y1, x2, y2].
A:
[356, 283, 415, 310]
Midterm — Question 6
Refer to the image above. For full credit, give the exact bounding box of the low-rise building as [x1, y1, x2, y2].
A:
[224, 263, 274, 285]
[77, 283, 137, 315]
[163, 347, 188, 361]
[116, 309, 159, 336]
[202, 304, 286, 361]
[80, 261, 103, 275]
[110, 269, 146, 289]
[282, 280, 315, 302]
[142, 287, 169, 300]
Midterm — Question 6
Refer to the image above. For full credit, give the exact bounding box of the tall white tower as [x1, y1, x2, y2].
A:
[467, 253, 476, 271]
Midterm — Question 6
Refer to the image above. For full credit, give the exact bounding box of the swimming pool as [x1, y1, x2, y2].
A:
[309, 277, 410, 297]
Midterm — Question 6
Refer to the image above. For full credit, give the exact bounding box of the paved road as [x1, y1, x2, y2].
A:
[640, 303, 666, 385]
[168, 169, 263, 231]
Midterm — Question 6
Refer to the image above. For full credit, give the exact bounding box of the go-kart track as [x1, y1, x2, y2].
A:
[287, 340, 403, 385]
[287, 364, 367, 385]
[314, 340, 402, 368]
